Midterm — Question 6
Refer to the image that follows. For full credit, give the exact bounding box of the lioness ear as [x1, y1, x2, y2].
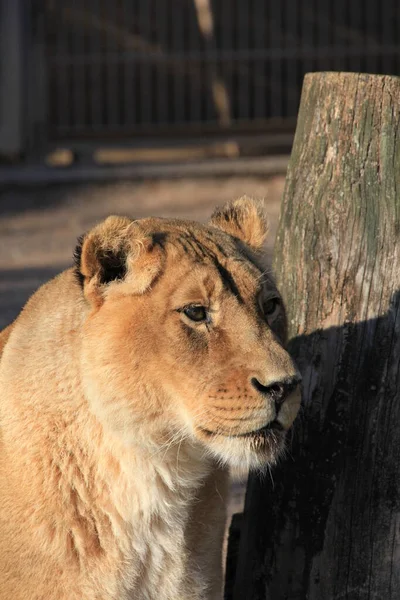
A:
[74, 215, 163, 306]
[209, 196, 268, 249]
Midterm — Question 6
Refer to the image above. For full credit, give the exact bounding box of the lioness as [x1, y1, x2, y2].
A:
[0, 197, 300, 600]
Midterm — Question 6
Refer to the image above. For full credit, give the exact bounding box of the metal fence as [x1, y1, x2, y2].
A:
[1, 0, 400, 157]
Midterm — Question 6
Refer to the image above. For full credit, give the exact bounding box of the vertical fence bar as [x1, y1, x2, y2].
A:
[333, 0, 345, 71]
[0, 0, 24, 155]
[286, 0, 298, 117]
[221, 0, 234, 123]
[302, 0, 315, 79]
[72, 0, 86, 132]
[89, 0, 103, 132]
[237, 0, 249, 121]
[269, 0, 282, 117]
[188, 0, 201, 125]
[253, 0, 265, 120]
[206, 0, 217, 123]
[139, 0, 152, 125]
[348, 0, 361, 72]
[172, 0, 184, 125]
[395, 0, 400, 74]
[106, 0, 119, 128]
[122, 0, 135, 128]
[380, 0, 393, 75]
[315, 0, 323, 70]
[231, 0, 239, 123]
[343, 0, 350, 72]
[366, 0, 377, 74]
[28, 0, 48, 151]
[156, 0, 168, 126]
[55, 1, 70, 134]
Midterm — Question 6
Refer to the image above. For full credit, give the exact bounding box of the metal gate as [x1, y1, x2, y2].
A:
[1, 0, 400, 156]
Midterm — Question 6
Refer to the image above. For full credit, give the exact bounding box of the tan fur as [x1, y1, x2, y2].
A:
[0, 198, 301, 599]
[0, 322, 14, 357]
[210, 195, 269, 249]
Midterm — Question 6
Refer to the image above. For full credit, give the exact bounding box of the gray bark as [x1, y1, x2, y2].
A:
[231, 72, 400, 599]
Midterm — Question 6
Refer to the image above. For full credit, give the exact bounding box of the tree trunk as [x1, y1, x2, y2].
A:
[231, 72, 400, 599]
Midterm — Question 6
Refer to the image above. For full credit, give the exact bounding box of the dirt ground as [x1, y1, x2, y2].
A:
[0, 173, 286, 539]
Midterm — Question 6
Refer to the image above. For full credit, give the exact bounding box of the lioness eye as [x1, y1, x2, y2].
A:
[183, 305, 208, 323]
[263, 297, 281, 323]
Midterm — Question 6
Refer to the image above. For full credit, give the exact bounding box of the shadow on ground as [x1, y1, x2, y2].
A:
[0, 265, 66, 328]
[0, 183, 97, 218]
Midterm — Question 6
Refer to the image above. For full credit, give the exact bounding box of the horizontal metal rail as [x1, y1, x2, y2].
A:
[49, 46, 400, 65]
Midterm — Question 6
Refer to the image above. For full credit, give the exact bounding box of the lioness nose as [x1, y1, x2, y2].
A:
[251, 376, 301, 409]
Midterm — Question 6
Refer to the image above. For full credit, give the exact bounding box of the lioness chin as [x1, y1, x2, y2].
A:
[0, 197, 300, 600]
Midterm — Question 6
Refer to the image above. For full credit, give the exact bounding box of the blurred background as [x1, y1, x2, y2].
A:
[1, 0, 400, 519]
[2, 0, 400, 166]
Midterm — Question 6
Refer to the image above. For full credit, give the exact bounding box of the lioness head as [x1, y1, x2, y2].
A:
[75, 197, 301, 470]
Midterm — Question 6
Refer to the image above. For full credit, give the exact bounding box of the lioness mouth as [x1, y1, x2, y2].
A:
[236, 420, 284, 438]
[199, 420, 284, 440]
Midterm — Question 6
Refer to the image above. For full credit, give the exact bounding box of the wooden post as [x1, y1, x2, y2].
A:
[230, 72, 400, 599]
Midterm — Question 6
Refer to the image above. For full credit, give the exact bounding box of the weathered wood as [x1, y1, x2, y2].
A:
[232, 72, 400, 599]
[224, 513, 243, 600]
